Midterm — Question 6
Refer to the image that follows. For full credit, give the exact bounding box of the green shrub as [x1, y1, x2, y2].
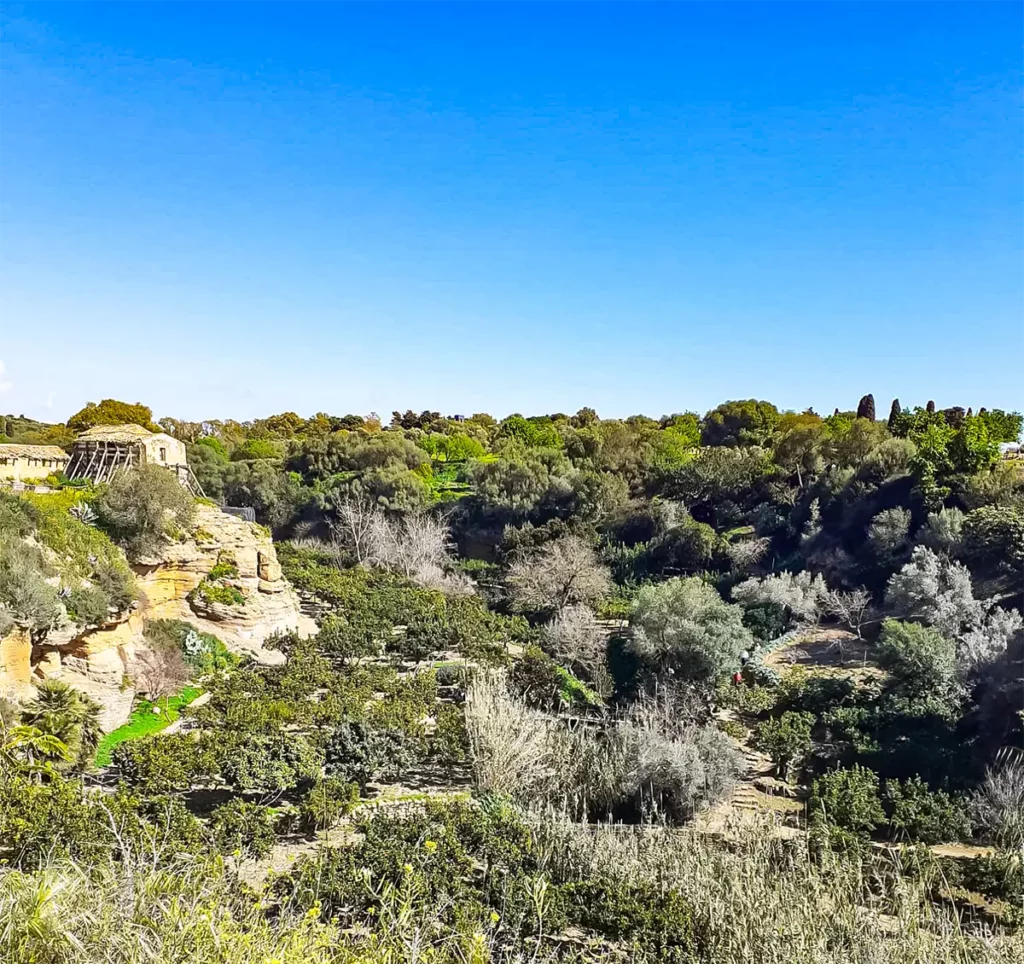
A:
[279, 796, 535, 928]
[0, 539, 63, 633]
[324, 722, 421, 788]
[0, 773, 206, 869]
[550, 879, 696, 955]
[718, 718, 747, 741]
[279, 546, 530, 660]
[883, 776, 972, 844]
[94, 464, 196, 558]
[22, 492, 135, 610]
[189, 580, 246, 607]
[219, 732, 322, 797]
[876, 619, 958, 695]
[716, 681, 778, 716]
[432, 702, 470, 771]
[810, 765, 885, 836]
[508, 646, 601, 711]
[314, 613, 382, 663]
[754, 711, 815, 778]
[210, 799, 279, 857]
[298, 777, 360, 832]
[113, 732, 218, 793]
[66, 585, 111, 626]
[954, 852, 1024, 905]
[143, 618, 236, 674]
[778, 671, 858, 716]
[597, 594, 634, 621]
[0, 491, 36, 539]
[742, 601, 789, 642]
[207, 551, 239, 580]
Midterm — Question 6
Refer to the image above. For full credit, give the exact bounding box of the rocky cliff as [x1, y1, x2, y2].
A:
[0, 505, 307, 707]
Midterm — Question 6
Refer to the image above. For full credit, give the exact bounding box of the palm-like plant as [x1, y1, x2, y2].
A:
[0, 724, 71, 781]
[21, 680, 103, 770]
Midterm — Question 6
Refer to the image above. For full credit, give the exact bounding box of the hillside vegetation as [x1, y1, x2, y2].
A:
[1, 393, 1022, 963]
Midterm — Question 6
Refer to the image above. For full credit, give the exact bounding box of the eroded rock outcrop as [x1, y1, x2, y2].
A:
[0, 626, 33, 700]
[1, 505, 300, 699]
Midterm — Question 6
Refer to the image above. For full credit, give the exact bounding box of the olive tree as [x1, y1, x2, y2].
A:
[916, 507, 965, 556]
[732, 570, 828, 626]
[95, 464, 195, 558]
[885, 546, 1021, 669]
[630, 577, 753, 687]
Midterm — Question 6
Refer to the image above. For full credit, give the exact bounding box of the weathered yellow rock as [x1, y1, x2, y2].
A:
[34, 649, 62, 679]
[258, 553, 282, 582]
[51, 504, 300, 683]
[0, 627, 32, 695]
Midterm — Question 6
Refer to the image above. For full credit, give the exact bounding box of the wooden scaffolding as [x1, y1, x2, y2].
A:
[64, 440, 142, 484]
[64, 441, 207, 498]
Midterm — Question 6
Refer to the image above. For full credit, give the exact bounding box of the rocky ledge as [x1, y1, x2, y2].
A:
[1, 505, 302, 702]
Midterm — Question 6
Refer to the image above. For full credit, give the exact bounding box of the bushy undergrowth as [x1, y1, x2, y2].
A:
[0, 491, 135, 632]
[279, 544, 526, 662]
[465, 674, 741, 821]
[2, 815, 1020, 964]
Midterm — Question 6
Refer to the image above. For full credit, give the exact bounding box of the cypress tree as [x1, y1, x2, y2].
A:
[856, 394, 876, 421]
[887, 399, 901, 431]
[926, 400, 936, 414]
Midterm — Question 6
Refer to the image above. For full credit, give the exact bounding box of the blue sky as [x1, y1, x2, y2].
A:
[1, 2, 1021, 424]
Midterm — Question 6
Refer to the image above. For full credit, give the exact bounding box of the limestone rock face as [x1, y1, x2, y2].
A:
[1, 505, 297, 703]
[0, 627, 33, 700]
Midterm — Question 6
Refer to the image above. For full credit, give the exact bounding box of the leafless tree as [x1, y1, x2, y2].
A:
[366, 509, 450, 579]
[330, 499, 469, 593]
[732, 570, 828, 625]
[543, 604, 613, 697]
[128, 644, 191, 707]
[506, 535, 613, 615]
[824, 588, 874, 639]
[331, 500, 378, 564]
[726, 536, 770, 571]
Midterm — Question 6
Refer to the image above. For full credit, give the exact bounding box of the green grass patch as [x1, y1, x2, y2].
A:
[94, 686, 202, 767]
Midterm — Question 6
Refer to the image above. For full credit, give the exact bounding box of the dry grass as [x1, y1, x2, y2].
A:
[529, 812, 1023, 964]
[465, 673, 741, 820]
[1, 813, 1019, 964]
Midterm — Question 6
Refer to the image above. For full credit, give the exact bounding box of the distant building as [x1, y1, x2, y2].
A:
[0, 444, 70, 482]
[64, 424, 203, 494]
[1000, 442, 1022, 459]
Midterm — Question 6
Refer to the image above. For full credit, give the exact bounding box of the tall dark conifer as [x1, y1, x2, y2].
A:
[926, 400, 936, 414]
[856, 394, 876, 421]
[887, 399, 901, 431]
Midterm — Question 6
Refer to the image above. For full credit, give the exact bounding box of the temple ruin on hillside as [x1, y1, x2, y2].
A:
[64, 424, 205, 495]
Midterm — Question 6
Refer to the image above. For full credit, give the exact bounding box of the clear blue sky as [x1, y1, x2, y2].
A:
[1, 2, 1021, 424]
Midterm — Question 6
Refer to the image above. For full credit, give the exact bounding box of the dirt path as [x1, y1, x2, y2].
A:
[700, 640, 999, 862]
[695, 708, 803, 837]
